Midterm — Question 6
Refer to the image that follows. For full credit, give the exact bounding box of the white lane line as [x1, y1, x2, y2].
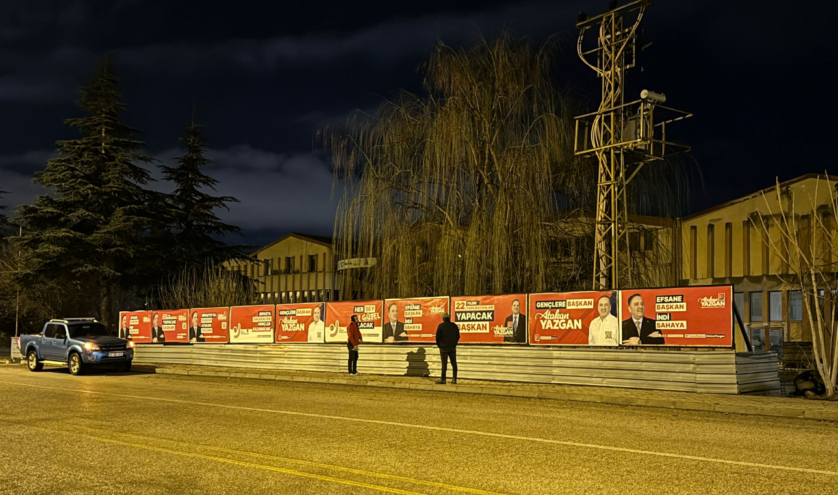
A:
[2, 378, 837, 477]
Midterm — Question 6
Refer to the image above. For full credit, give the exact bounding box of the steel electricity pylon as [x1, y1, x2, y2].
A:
[574, 0, 692, 290]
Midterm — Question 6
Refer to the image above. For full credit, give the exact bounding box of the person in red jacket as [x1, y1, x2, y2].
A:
[347, 315, 363, 374]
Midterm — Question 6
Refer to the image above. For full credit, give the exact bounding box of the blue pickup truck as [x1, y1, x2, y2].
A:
[20, 318, 134, 375]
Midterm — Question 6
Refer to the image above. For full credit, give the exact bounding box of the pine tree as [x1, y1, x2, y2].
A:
[160, 112, 244, 268]
[13, 55, 156, 326]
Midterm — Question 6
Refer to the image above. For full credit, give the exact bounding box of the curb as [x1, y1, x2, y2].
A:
[153, 367, 838, 422]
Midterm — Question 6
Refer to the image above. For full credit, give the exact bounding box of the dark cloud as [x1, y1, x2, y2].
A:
[151, 146, 338, 237]
[1, 0, 837, 243]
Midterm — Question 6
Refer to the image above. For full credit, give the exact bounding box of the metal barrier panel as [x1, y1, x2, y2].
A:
[134, 345, 781, 395]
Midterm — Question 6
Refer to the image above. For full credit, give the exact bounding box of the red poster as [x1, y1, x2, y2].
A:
[619, 286, 733, 347]
[156, 309, 189, 343]
[118, 311, 152, 344]
[275, 303, 326, 343]
[451, 294, 527, 344]
[529, 291, 619, 346]
[189, 307, 230, 343]
[382, 297, 449, 343]
[325, 301, 383, 343]
[229, 305, 275, 344]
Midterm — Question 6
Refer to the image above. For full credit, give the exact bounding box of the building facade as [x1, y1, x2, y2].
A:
[228, 233, 339, 304]
[678, 174, 838, 357]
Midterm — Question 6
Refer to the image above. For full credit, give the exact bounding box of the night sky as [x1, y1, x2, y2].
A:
[1, 0, 836, 246]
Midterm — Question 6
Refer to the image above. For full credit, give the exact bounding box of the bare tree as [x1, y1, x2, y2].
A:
[323, 34, 689, 299]
[146, 263, 257, 311]
[754, 176, 838, 398]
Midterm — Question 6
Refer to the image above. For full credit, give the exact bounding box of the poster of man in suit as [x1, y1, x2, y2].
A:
[118, 311, 152, 344]
[382, 302, 408, 342]
[621, 293, 665, 345]
[383, 297, 449, 343]
[619, 287, 733, 347]
[451, 294, 527, 343]
[189, 307, 230, 343]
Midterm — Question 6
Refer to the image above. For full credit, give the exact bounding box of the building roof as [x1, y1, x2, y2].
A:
[250, 232, 333, 257]
[683, 173, 838, 221]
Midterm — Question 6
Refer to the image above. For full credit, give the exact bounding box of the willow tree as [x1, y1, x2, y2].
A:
[323, 35, 685, 299]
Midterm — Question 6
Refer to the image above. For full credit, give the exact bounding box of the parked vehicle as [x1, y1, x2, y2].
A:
[19, 318, 134, 375]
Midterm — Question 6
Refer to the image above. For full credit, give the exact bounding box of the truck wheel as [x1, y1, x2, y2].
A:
[120, 361, 132, 373]
[68, 352, 85, 376]
[27, 350, 43, 372]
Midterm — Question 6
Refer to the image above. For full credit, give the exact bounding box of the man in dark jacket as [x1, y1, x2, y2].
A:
[347, 315, 363, 374]
[435, 313, 460, 384]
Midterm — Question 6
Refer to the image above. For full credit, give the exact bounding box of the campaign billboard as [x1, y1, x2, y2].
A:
[189, 307, 230, 343]
[275, 303, 327, 343]
[118, 311, 152, 344]
[150, 309, 189, 343]
[451, 294, 527, 343]
[528, 291, 619, 346]
[325, 300, 384, 343]
[619, 286, 733, 347]
[229, 305, 275, 344]
[382, 297, 449, 343]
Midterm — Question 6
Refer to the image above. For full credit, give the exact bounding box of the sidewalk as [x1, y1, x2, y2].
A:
[151, 363, 838, 422]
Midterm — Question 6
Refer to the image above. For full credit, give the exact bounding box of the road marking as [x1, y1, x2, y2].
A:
[67, 430, 432, 495]
[60, 424, 508, 495]
[3, 378, 838, 477]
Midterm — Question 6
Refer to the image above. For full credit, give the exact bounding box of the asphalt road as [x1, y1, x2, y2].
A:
[0, 366, 836, 495]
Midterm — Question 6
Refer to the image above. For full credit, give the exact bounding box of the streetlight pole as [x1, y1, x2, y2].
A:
[15, 225, 20, 339]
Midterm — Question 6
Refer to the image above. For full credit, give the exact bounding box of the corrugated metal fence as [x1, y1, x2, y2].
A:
[135, 345, 781, 395]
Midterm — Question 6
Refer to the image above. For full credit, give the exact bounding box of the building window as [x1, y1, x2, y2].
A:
[309, 254, 318, 272]
[707, 224, 715, 278]
[263, 259, 272, 276]
[690, 225, 697, 279]
[734, 292, 745, 322]
[643, 230, 655, 252]
[750, 292, 763, 322]
[629, 231, 641, 252]
[742, 221, 751, 276]
[789, 291, 802, 321]
[285, 256, 294, 274]
[724, 223, 732, 277]
[768, 291, 782, 321]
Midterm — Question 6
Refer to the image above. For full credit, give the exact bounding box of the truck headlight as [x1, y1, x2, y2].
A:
[126, 341, 135, 349]
[83, 342, 100, 352]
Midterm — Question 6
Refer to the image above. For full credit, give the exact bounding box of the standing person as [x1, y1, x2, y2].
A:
[347, 315, 362, 374]
[435, 312, 460, 384]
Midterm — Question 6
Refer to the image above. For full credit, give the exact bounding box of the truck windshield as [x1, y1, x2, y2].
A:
[70, 324, 111, 339]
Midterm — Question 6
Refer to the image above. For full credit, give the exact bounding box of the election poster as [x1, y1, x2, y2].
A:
[528, 291, 619, 346]
[229, 305, 275, 344]
[451, 294, 527, 344]
[325, 301, 384, 343]
[189, 307, 230, 343]
[619, 286, 733, 347]
[118, 311, 152, 344]
[154, 309, 189, 343]
[275, 303, 326, 343]
[382, 297, 449, 343]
